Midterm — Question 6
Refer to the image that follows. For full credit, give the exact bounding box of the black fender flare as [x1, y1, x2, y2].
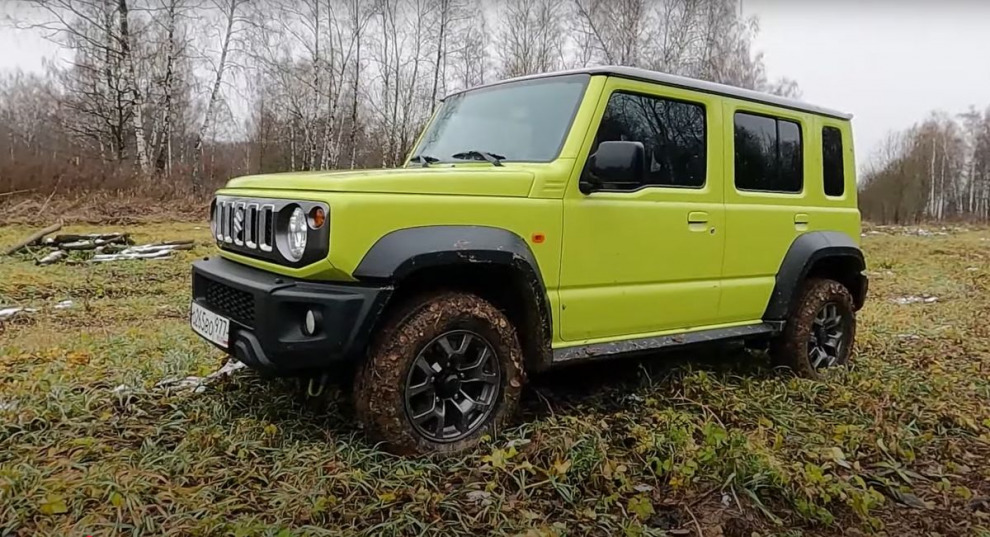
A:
[763, 231, 867, 321]
[354, 225, 553, 368]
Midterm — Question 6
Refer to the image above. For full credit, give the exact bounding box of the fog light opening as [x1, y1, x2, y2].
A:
[303, 309, 320, 336]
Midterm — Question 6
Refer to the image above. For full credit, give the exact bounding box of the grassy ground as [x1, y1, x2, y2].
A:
[1, 222, 990, 536]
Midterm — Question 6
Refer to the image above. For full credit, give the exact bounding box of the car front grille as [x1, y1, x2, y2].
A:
[204, 279, 255, 327]
[214, 198, 275, 253]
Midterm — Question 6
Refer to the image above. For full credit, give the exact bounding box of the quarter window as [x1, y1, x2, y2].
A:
[734, 112, 803, 193]
[591, 92, 707, 189]
[822, 126, 845, 196]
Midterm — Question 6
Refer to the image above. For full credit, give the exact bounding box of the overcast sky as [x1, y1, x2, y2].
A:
[1, 1, 988, 169]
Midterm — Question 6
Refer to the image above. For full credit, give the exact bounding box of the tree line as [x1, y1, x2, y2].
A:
[859, 108, 990, 223]
[0, 0, 796, 197]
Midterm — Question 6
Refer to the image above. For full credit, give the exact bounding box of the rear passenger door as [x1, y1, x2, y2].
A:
[720, 104, 812, 323]
[559, 78, 725, 342]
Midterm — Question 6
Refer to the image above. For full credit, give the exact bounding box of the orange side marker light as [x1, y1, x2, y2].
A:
[531, 233, 545, 244]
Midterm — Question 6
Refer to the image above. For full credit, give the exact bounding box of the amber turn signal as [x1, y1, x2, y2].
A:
[309, 206, 326, 229]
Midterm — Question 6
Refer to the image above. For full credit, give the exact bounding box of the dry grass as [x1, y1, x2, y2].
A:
[2, 222, 990, 536]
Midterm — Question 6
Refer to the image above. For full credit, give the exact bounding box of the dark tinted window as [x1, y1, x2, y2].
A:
[822, 126, 844, 196]
[592, 92, 706, 189]
[734, 112, 803, 192]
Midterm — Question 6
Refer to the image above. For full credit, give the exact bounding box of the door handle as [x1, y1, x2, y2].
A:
[794, 213, 809, 230]
[688, 211, 709, 224]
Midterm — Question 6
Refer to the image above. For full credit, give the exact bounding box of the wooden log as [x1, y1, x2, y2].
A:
[36, 250, 67, 265]
[90, 250, 174, 262]
[3, 222, 62, 256]
[50, 233, 129, 245]
[61, 240, 99, 251]
[122, 241, 194, 254]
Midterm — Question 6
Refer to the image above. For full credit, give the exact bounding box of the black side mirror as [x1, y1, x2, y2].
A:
[581, 141, 646, 193]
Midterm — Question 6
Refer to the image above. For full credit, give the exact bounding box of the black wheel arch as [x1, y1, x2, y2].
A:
[354, 225, 554, 372]
[763, 231, 868, 322]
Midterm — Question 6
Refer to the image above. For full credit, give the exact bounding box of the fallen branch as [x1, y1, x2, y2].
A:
[60, 237, 131, 251]
[46, 233, 131, 245]
[3, 222, 62, 256]
[0, 189, 33, 198]
[90, 250, 174, 262]
[123, 241, 194, 254]
[36, 250, 67, 266]
[0, 306, 39, 321]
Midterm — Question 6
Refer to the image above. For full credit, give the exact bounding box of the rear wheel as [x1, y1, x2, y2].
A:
[771, 278, 856, 379]
[353, 292, 525, 455]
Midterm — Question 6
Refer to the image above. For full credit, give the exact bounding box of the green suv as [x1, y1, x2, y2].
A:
[190, 66, 868, 454]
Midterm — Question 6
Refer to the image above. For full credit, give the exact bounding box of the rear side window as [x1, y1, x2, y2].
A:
[592, 91, 707, 189]
[822, 126, 845, 196]
[734, 112, 803, 193]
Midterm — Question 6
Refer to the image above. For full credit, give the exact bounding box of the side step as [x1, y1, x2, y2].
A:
[551, 323, 778, 365]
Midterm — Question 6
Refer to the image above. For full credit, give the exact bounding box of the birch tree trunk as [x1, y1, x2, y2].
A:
[348, 0, 363, 169]
[156, 0, 180, 175]
[193, 0, 239, 187]
[117, 0, 150, 174]
[429, 0, 450, 114]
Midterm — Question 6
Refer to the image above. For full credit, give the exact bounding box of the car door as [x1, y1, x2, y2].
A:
[719, 103, 813, 324]
[558, 77, 726, 342]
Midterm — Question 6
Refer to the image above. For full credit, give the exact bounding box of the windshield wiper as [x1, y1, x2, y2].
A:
[408, 154, 439, 167]
[451, 150, 505, 167]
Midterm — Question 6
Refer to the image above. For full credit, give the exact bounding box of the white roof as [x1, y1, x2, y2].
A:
[447, 66, 853, 121]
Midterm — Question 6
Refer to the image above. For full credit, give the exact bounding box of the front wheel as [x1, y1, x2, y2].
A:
[771, 278, 856, 379]
[353, 292, 525, 455]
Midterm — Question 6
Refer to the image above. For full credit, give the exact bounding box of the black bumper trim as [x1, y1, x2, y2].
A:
[191, 257, 391, 375]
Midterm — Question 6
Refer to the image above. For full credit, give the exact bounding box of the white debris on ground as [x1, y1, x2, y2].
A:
[0, 306, 39, 320]
[892, 295, 939, 305]
[465, 491, 492, 504]
[862, 225, 967, 237]
[89, 241, 195, 263]
[154, 359, 247, 394]
[0, 299, 76, 321]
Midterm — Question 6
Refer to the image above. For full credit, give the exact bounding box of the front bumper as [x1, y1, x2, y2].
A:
[191, 257, 391, 375]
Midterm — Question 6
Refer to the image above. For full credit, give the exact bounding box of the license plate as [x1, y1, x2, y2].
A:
[190, 302, 230, 348]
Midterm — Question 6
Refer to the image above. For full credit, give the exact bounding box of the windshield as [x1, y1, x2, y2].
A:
[411, 74, 590, 164]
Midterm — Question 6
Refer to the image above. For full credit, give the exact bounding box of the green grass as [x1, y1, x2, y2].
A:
[2, 223, 990, 536]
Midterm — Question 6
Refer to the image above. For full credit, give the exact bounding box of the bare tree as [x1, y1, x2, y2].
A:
[116, 0, 151, 173]
[495, 0, 565, 78]
[192, 0, 243, 186]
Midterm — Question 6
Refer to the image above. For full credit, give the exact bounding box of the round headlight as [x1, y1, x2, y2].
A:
[285, 206, 307, 261]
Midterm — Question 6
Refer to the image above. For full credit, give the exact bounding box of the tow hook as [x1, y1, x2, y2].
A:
[306, 372, 330, 398]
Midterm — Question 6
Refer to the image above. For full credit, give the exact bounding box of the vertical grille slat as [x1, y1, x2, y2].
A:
[222, 201, 233, 243]
[260, 205, 274, 252]
[245, 204, 257, 249]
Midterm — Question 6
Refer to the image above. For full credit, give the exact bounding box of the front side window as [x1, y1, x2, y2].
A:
[591, 91, 707, 189]
[411, 74, 589, 164]
[734, 112, 803, 193]
[822, 126, 845, 196]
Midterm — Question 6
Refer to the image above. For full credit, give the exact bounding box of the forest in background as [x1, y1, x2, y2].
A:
[858, 109, 990, 223]
[0, 0, 986, 223]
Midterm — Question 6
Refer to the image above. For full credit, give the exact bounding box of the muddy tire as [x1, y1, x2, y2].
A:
[353, 292, 525, 455]
[771, 278, 856, 380]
